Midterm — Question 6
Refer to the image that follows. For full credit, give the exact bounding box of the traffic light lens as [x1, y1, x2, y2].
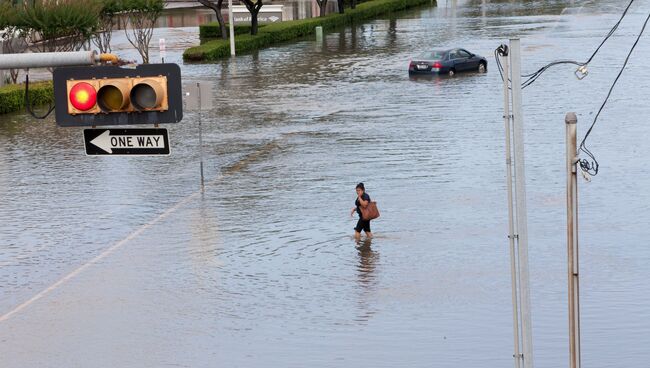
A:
[131, 84, 156, 109]
[69, 82, 97, 111]
[131, 81, 163, 110]
[97, 85, 126, 112]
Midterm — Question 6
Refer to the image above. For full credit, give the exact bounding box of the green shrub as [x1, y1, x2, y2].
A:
[200, 23, 267, 41]
[0, 81, 54, 115]
[184, 0, 433, 61]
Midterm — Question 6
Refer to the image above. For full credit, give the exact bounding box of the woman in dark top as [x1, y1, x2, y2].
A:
[350, 183, 373, 240]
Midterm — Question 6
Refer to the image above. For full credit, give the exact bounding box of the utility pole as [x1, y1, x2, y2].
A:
[499, 44, 522, 368]
[501, 38, 534, 368]
[510, 37, 534, 368]
[565, 112, 581, 368]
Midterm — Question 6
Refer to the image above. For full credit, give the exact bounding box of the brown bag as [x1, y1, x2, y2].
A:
[360, 201, 380, 221]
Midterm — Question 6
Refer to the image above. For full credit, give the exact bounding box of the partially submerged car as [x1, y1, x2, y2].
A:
[409, 48, 487, 76]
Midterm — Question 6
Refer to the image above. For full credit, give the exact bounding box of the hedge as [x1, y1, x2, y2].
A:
[200, 23, 267, 41]
[0, 81, 53, 115]
[184, 0, 434, 61]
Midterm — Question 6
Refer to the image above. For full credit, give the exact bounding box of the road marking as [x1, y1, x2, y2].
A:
[0, 177, 220, 323]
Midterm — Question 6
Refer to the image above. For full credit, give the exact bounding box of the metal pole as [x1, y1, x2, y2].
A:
[565, 112, 581, 368]
[228, 0, 236, 56]
[0, 51, 97, 70]
[198, 82, 205, 189]
[510, 38, 534, 368]
[501, 48, 522, 368]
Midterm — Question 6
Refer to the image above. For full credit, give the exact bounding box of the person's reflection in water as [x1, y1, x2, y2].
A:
[355, 237, 379, 323]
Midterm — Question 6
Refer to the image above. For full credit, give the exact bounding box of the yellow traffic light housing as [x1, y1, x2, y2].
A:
[66, 76, 169, 115]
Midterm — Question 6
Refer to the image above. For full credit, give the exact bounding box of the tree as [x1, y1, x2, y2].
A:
[18, 0, 100, 53]
[337, 0, 344, 14]
[0, 1, 26, 83]
[122, 0, 164, 64]
[315, 0, 327, 17]
[197, 0, 227, 40]
[239, 0, 263, 35]
[93, 0, 123, 54]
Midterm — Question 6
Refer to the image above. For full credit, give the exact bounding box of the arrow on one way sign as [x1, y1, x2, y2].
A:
[84, 129, 170, 155]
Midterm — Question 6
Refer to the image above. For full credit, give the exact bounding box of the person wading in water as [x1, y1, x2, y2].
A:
[350, 183, 373, 240]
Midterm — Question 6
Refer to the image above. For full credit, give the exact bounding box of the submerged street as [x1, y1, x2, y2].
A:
[2, 0, 650, 366]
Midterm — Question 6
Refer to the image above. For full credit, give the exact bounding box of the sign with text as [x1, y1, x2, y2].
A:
[84, 129, 170, 155]
[230, 5, 283, 24]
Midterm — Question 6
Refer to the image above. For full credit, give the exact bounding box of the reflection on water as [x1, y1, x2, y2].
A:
[2, 0, 650, 367]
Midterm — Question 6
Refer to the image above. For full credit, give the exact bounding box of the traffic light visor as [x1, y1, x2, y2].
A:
[69, 82, 97, 111]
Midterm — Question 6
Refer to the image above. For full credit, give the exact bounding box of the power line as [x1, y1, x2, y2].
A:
[493, 0, 636, 89]
[579, 10, 650, 176]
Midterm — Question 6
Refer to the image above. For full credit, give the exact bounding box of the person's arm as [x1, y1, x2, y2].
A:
[351, 207, 356, 217]
[358, 194, 369, 207]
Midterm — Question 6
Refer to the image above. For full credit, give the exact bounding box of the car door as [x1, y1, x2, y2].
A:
[448, 50, 462, 71]
[456, 49, 475, 71]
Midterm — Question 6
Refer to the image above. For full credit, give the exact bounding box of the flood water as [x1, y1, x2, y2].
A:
[2, 0, 650, 367]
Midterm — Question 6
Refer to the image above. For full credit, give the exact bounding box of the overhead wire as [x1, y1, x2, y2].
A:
[493, 0, 636, 89]
[579, 9, 650, 176]
[24, 73, 55, 120]
[494, 0, 643, 177]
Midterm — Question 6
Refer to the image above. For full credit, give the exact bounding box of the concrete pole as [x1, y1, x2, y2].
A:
[510, 38, 534, 368]
[229, 0, 236, 56]
[315, 26, 324, 43]
[501, 49, 522, 368]
[565, 112, 581, 368]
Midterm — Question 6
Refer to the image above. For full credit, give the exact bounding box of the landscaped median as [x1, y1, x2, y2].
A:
[183, 0, 435, 62]
[0, 81, 53, 115]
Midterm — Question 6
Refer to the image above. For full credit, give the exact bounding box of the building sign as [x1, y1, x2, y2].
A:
[231, 5, 283, 25]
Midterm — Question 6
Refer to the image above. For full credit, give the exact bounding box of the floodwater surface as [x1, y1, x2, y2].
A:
[2, 0, 650, 367]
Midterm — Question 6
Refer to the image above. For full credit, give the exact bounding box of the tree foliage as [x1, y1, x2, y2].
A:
[17, 0, 101, 53]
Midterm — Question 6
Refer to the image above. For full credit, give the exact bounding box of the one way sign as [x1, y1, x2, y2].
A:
[84, 129, 170, 155]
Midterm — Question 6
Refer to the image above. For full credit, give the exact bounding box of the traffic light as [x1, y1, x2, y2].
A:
[53, 64, 183, 127]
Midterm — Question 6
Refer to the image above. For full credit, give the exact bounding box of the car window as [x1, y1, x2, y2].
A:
[458, 50, 472, 58]
[449, 51, 459, 59]
[417, 51, 445, 60]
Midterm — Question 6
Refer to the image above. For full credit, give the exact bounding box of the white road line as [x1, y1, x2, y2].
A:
[0, 175, 221, 323]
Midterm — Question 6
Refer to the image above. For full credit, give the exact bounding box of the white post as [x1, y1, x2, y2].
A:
[510, 38, 534, 368]
[0, 40, 5, 87]
[315, 26, 323, 43]
[501, 46, 522, 368]
[159, 38, 166, 63]
[565, 112, 581, 368]
[228, 0, 236, 56]
[198, 82, 205, 189]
